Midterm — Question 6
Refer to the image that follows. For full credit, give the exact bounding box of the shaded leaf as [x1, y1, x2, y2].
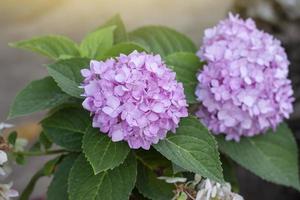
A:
[136, 163, 174, 200]
[68, 153, 137, 200]
[8, 131, 17, 145]
[165, 52, 202, 104]
[9, 77, 71, 118]
[217, 123, 300, 190]
[154, 117, 223, 182]
[47, 154, 78, 200]
[41, 107, 90, 151]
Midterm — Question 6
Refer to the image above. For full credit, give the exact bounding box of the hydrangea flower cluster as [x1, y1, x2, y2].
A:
[81, 51, 188, 149]
[195, 13, 294, 140]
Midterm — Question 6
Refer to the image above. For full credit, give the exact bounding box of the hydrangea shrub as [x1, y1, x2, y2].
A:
[4, 14, 300, 200]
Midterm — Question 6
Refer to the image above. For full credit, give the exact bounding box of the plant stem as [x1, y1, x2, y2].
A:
[15, 149, 69, 156]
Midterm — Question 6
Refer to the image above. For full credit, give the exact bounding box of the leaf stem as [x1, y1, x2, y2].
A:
[15, 149, 69, 156]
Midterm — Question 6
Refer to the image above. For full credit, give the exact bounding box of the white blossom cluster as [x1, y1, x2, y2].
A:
[0, 123, 18, 200]
[159, 174, 244, 200]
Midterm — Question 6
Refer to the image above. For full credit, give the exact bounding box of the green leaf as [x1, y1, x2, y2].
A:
[29, 141, 41, 152]
[165, 52, 202, 104]
[8, 131, 17, 145]
[15, 154, 26, 165]
[154, 116, 223, 182]
[82, 127, 130, 174]
[39, 131, 53, 150]
[47, 58, 90, 97]
[80, 26, 116, 59]
[68, 153, 137, 200]
[217, 123, 300, 190]
[221, 155, 239, 192]
[135, 148, 171, 171]
[104, 42, 147, 58]
[100, 14, 128, 44]
[41, 107, 91, 151]
[47, 154, 78, 200]
[136, 163, 174, 200]
[129, 26, 197, 57]
[43, 156, 62, 176]
[9, 35, 80, 60]
[9, 77, 72, 118]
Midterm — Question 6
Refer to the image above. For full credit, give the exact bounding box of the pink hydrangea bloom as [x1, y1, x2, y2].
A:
[81, 51, 188, 149]
[195, 13, 294, 141]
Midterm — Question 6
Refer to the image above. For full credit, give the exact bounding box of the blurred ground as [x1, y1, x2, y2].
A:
[0, 0, 233, 199]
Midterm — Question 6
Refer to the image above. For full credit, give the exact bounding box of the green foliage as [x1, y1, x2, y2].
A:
[41, 107, 90, 151]
[154, 117, 223, 183]
[47, 58, 90, 97]
[217, 123, 300, 190]
[9, 35, 80, 60]
[80, 26, 116, 59]
[165, 52, 202, 104]
[8, 131, 17, 145]
[221, 155, 239, 192]
[104, 42, 147, 57]
[99, 14, 128, 44]
[82, 127, 130, 174]
[129, 26, 197, 57]
[39, 131, 53, 150]
[8, 14, 300, 199]
[136, 163, 174, 200]
[135, 148, 171, 171]
[9, 77, 71, 118]
[47, 154, 78, 200]
[68, 153, 137, 200]
[15, 154, 26, 165]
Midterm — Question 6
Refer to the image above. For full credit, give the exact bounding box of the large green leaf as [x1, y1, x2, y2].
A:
[100, 14, 128, 44]
[9, 35, 80, 60]
[136, 163, 174, 200]
[104, 42, 147, 57]
[41, 107, 90, 151]
[80, 26, 116, 59]
[68, 153, 137, 200]
[154, 117, 223, 182]
[47, 154, 78, 200]
[129, 26, 197, 57]
[217, 123, 300, 190]
[9, 77, 71, 118]
[135, 148, 171, 171]
[165, 52, 202, 104]
[82, 127, 130, 174]
[47, 58, 90, 97]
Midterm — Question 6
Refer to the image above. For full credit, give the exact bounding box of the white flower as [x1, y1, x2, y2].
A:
[0, 165, 11, 178]
[158, 176, 187, 184]
[0, 123, 13, 132]
[0, 151, 7, 166]
[0, 183, 18, 200]
[195, 176, 244, 200]
[0, 150, 10, 178]
[14, 138, 28, 152]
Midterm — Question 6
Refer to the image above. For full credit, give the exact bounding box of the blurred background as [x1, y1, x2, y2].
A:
[0, 0, 300, 199]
